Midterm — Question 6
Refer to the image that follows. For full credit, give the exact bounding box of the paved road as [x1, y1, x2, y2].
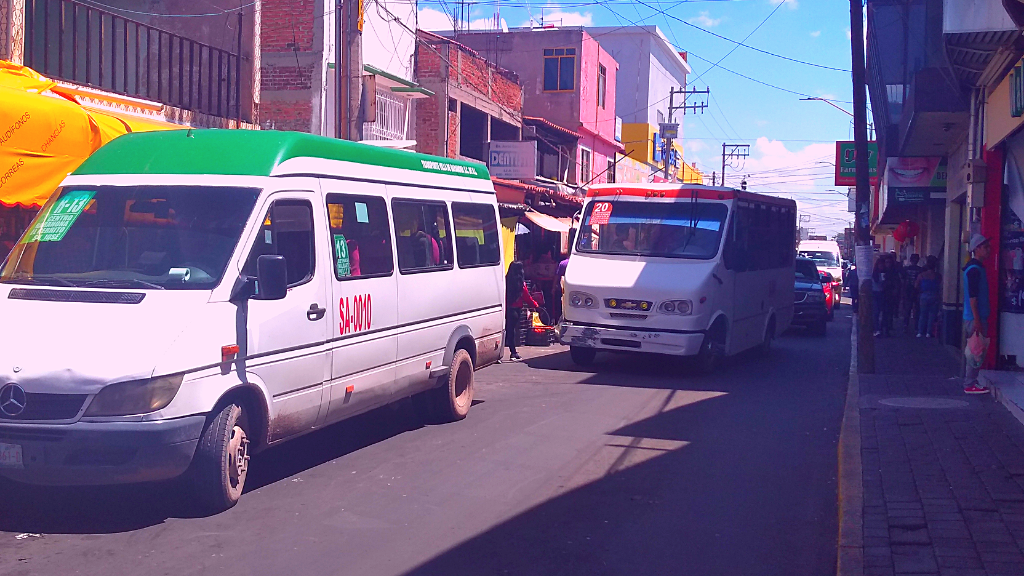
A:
[0, 311, 851, 576]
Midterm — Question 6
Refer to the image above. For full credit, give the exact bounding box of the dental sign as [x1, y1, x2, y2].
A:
[487, 140, 537, 179]
[835, 141, 879, 186]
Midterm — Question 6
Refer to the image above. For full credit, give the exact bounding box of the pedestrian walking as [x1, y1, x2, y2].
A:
[848, 264, 860, 313]
[903, 253, 923, 328]
[872, 256, 888, 337]
[915, 255, 941, 337]
[505, 261, 538, 362]
[963, 235, 992, 394]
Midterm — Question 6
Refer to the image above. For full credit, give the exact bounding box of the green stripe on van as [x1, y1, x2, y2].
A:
[73, 130, 491, 181]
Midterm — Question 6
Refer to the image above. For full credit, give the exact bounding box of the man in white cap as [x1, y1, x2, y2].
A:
[963, 234, 992, 394]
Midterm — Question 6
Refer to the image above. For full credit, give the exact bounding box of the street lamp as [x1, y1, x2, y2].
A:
[800, 97, 854, 116]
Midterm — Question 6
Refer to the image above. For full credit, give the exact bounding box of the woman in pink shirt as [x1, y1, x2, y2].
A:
[505, 261, 538, 361]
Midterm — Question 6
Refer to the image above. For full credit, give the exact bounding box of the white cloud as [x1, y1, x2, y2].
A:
[810, 30, 821, 38]
[688, 11, 722, 27]
[846, 28, 852, 39]
[755, 120, 769, 127]
[523, 10, 594, 27]
[738, 138, 850, 235]
[419, 8, 504, 31]
[685, 140, 708, 153]
[770, 0, 798, 9]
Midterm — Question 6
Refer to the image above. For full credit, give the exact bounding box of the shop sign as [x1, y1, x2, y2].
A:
[835, 141, 879, 186]
[487, 140, 537, 180]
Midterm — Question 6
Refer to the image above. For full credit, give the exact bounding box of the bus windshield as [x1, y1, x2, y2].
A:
[798, 250, 839, 268]
[1, 185, 260, 290]
[576, 200, 729, 260]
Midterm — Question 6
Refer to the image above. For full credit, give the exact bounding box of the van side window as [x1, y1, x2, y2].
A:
[451, 202, 501, 267]
[325, 194, 394, 280]
[392, 200, 454, 273]
[243, 200, 315, 287]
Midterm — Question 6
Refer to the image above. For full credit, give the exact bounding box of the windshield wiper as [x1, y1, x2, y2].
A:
[0, 276, 76, 287]
[80, 279, 166, 290]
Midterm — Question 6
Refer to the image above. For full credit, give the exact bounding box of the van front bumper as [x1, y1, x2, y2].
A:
[0, 415, 206, 486]
[559, 321, 706, 356]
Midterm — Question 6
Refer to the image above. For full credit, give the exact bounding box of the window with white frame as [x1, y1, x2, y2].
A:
[579, 147, 592, 185]
[363, 88, 409, 141]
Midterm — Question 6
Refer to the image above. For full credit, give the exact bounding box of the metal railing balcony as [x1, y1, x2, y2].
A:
[23, 0, 243, 120]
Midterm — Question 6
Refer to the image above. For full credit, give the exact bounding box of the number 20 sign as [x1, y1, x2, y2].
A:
[590, 202, 613, 225]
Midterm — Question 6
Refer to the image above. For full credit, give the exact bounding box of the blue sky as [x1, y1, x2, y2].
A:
[418, 0, 857, 236]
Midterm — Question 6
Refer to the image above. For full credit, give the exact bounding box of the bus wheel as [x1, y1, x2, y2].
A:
[191, 403, 250, 512]
[570, 346, 597, 366]
[695, 322, 725, 374]
[434, 348, 474, 422]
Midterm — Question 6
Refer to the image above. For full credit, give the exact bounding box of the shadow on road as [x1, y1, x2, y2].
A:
[0, 400, 426, 535]
[400, 313, 854, 576]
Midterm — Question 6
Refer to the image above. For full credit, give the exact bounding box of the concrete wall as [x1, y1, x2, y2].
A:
[260, 0, 324, 132]
[578, 31, 618, 147]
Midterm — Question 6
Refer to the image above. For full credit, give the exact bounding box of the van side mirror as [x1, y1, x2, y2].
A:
[256, 255, 288, 300]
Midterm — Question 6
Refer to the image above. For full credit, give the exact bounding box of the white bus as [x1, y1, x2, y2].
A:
[560, 184, 797, 372]
[0, 130, 504, 511]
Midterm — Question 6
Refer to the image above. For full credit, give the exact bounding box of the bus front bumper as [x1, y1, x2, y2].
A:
[559, 322, 706, 356]
[0, 415, 206, 486]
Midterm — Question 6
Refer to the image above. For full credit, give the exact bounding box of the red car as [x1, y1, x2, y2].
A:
[819, 271, 836, 321]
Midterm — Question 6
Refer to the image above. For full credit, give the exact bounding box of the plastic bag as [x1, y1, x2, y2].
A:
[965, 332, 989, 368]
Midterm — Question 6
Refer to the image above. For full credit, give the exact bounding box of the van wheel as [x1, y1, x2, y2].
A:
[434, 349, 474, 422]
[695, 322, 726, 374]
[570, 346, 597, 366]
[191, 403, 250, 512]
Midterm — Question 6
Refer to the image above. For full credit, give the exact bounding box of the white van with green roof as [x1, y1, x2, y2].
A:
[0, 130, 505, 510]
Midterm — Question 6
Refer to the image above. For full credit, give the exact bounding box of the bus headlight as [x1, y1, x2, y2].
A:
[569, 291, 598, 309]
[84, 374, 184, 417]
[659, 300, 692, 315]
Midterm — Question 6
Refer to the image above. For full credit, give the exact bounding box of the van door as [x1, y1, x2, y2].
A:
[239, 189, 331, 442]
[319, 181, 399, 423]
[390, 193, 457, 394]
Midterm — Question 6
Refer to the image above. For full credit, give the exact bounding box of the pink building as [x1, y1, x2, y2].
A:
[447, 28, 624, 188]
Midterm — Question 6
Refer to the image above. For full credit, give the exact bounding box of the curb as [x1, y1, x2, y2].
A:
[837, 321, 863, 576]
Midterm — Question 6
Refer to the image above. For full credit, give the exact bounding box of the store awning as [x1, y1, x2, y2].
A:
[0, 61, 183, 208]
[522, 210, 572, 233]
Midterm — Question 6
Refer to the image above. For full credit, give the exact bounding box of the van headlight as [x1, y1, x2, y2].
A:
[568, 291, 598, 309]
[659, 299, 693, 315]
[84, 374, 184, 417]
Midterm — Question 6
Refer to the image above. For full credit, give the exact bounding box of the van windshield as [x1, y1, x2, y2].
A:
[799, 250, 839, 268]
[576, 200, 729, 260]
[0, 185, 259, 290]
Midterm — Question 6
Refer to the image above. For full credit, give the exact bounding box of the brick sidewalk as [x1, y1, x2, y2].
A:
[857, 325, 1024, 576]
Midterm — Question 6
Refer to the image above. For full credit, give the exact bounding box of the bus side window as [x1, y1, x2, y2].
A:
[724, 205, 751, 272]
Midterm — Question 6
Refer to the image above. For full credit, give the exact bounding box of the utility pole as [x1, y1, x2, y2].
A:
[661, 87, 709, 180]
[851, 0, 874, 373]
[721, 143, 750, 188]
[340, 0, 364, 140]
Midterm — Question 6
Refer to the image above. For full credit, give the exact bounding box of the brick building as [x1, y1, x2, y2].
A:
[447, 27, 625, 190]
[415, 30, 523, 161]
[260, 0, 430, 139]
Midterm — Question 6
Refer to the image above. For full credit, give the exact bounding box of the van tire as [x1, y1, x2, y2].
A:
[695, 322, 726, 374]
[433, 348, 474, 422]
[570, 346, 597, 366]
[190, 403, 250, 513]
